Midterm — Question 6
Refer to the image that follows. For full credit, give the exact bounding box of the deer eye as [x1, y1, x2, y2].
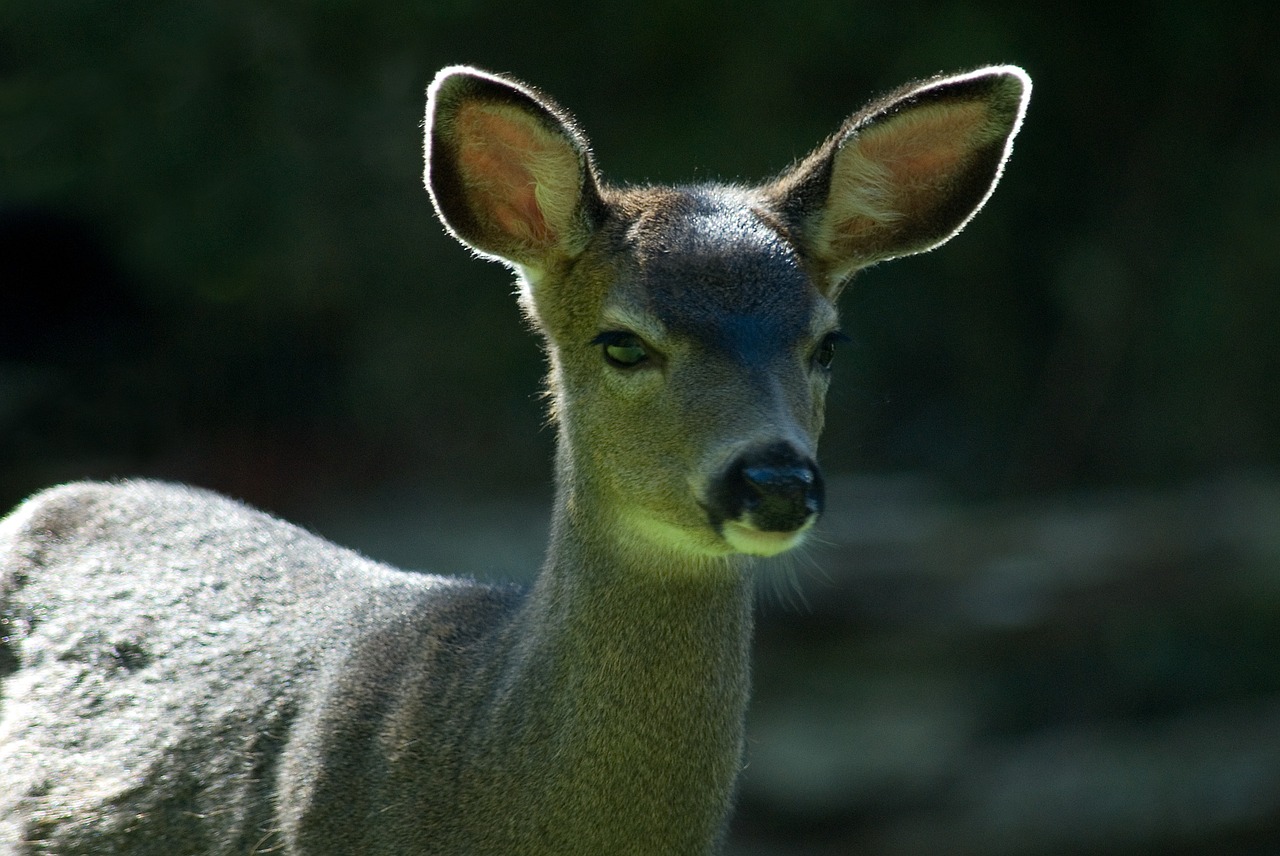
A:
[813, 331, 850, 370]
[591, 331, 649, 368]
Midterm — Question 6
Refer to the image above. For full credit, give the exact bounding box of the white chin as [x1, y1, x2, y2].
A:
[722, 521, 809, 557]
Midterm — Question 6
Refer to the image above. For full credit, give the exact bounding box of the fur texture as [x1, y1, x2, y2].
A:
[1, 64, 1029, 854]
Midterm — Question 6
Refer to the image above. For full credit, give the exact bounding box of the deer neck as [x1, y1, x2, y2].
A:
[480, 439, 755, 848]
[530, 439, 755, 741]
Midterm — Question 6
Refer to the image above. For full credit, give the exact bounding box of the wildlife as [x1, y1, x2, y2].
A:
[1, 64, 1029, 854]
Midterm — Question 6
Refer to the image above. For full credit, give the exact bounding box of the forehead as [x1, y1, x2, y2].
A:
[618, 187, 817, 348]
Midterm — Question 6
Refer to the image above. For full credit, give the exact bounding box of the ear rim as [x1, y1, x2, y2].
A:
[860, 64, 1031, 255]
[424, 65, 607, 269]
[767, 64, 1032, 290]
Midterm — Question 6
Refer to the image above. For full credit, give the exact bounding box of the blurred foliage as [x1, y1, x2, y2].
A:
[3, 4, 1280, 854]
[2, 0, 1279, 507]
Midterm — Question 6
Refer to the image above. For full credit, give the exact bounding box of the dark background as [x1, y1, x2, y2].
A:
[3, 1, 1279, 853]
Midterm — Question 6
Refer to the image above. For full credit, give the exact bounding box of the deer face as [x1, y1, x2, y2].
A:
[425, 63, 1029, 560]
[534, 186, 837, 557]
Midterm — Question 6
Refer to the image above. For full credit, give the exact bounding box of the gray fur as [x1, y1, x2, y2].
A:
[1, 64, 1029, 854]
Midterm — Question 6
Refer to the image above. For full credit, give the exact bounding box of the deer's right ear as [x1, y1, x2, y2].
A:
[768, 66, 1030, 295]
[425, 66, 605, 271]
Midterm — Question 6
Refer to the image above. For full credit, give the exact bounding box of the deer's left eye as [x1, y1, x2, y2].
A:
[813, 331, 850, 370]
[592, 331, 649, 369]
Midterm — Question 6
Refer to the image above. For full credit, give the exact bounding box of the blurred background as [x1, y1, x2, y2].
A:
[3, 0, 1279, 852]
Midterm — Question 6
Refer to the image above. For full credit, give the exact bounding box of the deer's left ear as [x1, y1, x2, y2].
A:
[767, 66, 1030, 293]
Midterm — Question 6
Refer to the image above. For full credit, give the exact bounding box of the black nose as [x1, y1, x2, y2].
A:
[707, 442, 824, 533]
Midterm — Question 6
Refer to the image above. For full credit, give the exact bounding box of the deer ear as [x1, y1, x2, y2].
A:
[768, 66, 1030, 292]
[425, 66, 605, 270]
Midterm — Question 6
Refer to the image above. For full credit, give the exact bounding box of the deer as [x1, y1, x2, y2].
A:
[0, 63, 1029, 854]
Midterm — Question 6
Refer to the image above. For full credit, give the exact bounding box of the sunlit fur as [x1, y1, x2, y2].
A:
[0, 64, 1029, 855]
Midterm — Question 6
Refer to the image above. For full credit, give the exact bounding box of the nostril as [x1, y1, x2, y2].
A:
[707, 444, 825, 533]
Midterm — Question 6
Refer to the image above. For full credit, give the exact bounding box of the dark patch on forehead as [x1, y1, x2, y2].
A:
[630, 186, 813, 353]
